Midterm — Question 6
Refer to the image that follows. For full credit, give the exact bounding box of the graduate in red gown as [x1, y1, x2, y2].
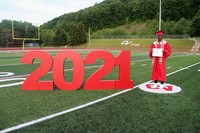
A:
[149, 30, 171, 89]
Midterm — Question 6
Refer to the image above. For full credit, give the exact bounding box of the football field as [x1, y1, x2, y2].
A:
[0, 49, 200, 133]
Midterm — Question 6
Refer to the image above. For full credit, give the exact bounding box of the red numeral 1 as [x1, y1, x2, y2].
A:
[53, 51, 84, 90]
[115, 50, 134, 88]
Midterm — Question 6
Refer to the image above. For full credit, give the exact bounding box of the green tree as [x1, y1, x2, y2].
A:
[112, 28, 126, 36]
[69, 23, 87, 45]
[41, 29, 55, 46]
[140, 0, 158, 20]
[163, 20, 176, 34]
[175, 18, 191, 35]
[53, 27, 68, 47]
[190, 10, 200, 37]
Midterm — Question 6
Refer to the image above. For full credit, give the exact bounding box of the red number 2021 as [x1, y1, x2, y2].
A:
[21, 50, 134, 90]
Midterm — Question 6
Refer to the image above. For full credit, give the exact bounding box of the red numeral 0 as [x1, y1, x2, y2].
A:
[21, 50, 134, 90]
[53, 51, 84, 90]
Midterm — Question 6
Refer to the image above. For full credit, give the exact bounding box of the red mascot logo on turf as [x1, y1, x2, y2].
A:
[146, 84, 172, 91]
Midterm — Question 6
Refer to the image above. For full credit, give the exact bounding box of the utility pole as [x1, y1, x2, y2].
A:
[88, 28, 90, 48]
[159, 0, 162, 30]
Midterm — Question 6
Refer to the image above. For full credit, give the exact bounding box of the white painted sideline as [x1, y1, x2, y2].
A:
[0, 61, 200, 133]
[166, 62, 200, 76]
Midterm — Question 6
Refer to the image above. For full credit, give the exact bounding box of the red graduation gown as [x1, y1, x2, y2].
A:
[149, 40, 171, 82]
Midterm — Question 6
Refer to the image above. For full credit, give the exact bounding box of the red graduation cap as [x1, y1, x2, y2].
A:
[156, 30, 165, 36]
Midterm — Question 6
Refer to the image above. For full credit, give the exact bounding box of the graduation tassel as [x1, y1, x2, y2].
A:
[159, 41, 164, 64]
[159, 57, 162, 64]
[152, 57, 155, 65]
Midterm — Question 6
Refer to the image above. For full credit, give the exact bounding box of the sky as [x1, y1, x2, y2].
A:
[0, 0, 104, 25]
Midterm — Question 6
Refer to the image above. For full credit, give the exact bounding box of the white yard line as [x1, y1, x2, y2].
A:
[1, 61, 200, 133]
[0, 53, 190, 67]
[141, 64, 146, 66]
[166, 62, 200, 76]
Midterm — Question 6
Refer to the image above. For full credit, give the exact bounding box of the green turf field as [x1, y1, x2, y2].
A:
[0, 49, 199, 133]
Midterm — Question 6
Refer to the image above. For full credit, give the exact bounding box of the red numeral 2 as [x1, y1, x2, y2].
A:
[21, 51, 53, 90]
[21, 50, 134, 90]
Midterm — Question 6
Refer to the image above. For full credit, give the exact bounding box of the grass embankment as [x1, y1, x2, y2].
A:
[85, 38, 194, 52]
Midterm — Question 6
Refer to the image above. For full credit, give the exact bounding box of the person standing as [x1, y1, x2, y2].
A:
[149, 30, 171, 89]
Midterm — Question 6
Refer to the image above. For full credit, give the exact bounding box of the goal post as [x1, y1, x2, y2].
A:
[12, 20, 40, 50]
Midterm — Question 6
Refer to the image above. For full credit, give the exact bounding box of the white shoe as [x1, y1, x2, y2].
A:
[159, 84, 164, 89]
[152, 83, 158, 88]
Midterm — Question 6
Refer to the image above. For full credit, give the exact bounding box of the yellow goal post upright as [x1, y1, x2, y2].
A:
[12, 20, 40, 50]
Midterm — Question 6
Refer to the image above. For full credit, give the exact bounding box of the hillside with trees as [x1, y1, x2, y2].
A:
[0, 0, 200, 47]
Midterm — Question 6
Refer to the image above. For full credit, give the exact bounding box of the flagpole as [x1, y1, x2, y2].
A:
[159, 0, 162, 30]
